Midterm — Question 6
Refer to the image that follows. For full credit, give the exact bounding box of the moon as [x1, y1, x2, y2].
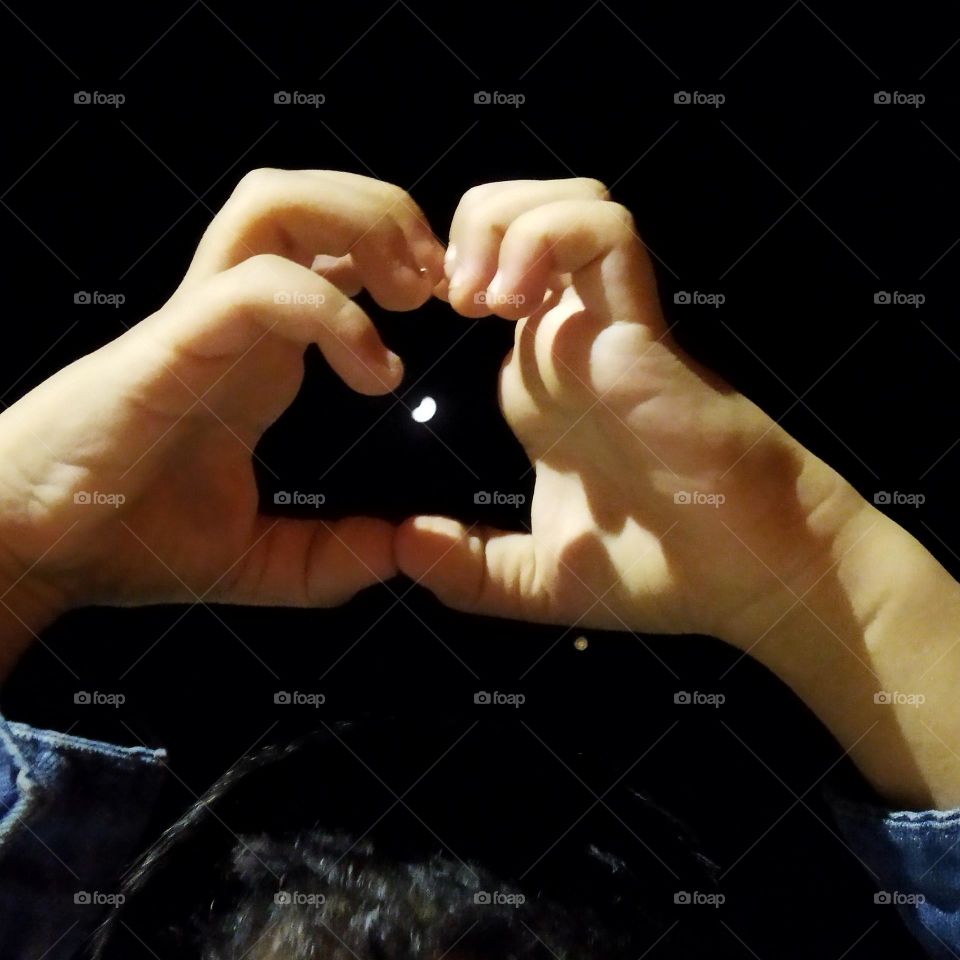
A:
[411, 396, 437, 423]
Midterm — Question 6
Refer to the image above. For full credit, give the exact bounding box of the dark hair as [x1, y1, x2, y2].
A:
[90, 717, 734, 959]
[195, 830, 646, 960]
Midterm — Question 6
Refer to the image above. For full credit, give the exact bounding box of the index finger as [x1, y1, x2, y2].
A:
[180, 169, 445, 312]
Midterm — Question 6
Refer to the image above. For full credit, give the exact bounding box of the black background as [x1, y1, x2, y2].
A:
[3, 1, 960, 956]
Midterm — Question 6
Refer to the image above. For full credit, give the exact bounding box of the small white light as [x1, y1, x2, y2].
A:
[411, 396, 437, 423]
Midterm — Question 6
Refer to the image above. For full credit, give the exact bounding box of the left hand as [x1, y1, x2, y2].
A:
[0, 169, 444, 615]
[396, 178, 868, 642]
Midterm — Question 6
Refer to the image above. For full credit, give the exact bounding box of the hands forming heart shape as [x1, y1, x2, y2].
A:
[0, 170, 868, 654]
[3, 170, 960, 813]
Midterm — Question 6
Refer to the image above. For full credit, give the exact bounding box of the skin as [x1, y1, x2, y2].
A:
[0, 169, 445, 651]
[1, 172, 959, 810]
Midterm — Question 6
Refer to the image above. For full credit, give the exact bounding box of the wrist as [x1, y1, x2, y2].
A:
[708, 432, 875, 652]
[715, 445, 877, 658]
[720, 482, 960, 809]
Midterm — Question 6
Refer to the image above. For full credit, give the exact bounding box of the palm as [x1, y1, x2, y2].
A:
[0, 169, 450, 614]
[400, 247, 821, 637]
[77, 430, 262, 605]
[0, 334, 304, 606]
[498, 285, 729, 633]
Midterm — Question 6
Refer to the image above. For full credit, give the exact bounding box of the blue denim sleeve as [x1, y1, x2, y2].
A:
[0, 714, 168, 960]
[827, 788, 960, 959]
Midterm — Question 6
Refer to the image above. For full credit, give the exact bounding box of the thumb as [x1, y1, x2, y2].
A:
[395, 515, 545, 621]
[216, 515, 397, 607]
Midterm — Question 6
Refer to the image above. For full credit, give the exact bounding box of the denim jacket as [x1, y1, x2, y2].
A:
[0, 712, 957, 960]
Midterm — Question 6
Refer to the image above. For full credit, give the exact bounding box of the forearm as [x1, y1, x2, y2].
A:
[722, 455, 960, 810]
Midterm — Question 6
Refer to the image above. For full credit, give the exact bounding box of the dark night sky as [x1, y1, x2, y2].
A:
[3, 3, 959, 956]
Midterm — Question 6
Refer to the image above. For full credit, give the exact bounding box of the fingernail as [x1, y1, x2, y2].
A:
[311, 253, 340, 275]
[412, 237, 442, 276]
[394, 260, 422, 286]
[386, 350, 403, 374]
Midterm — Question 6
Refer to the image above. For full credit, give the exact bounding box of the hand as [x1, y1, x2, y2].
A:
[396, 178, 960, 809]
[396, 178, 870, 643]
[0, 169, 444, 632]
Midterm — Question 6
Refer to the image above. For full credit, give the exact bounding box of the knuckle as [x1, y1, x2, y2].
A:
[208, 275, 257, 324]
[598, 200, 637, 238]
[578, 177, 610, 200]
[223, 170, 289, 235]
[352, 214, 406, 252]
[509, 212, 547, 248]
[379, 180, 410, 204]
[233, 251, 289, 282]
[203, 282, 254, 331]
[209, 254, 286, 318]
[371, 180, 419, 222]
[232, 167, 282, 200]
[326, 298, 368, 340]
[460, 182, 500, 209]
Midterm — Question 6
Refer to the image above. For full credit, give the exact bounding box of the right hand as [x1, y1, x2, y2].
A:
[397, 177, 870, 643]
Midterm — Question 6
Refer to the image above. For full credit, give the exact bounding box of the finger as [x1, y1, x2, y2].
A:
[311, 171, 444, 309]
[445, 178, 609, 317]
[216, 515, 397, 607]
[483, 199, 664, 330]
[181, 169, 445, 311]
[395, 515, 547, 621]
[311, 253, 363, 297]
[503, 286, 600, 408]
[138, 253, 403, 397]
